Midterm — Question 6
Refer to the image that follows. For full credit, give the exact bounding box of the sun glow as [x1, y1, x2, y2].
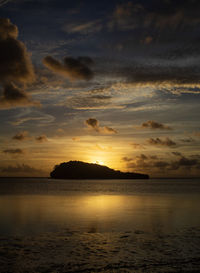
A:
[92, 160, 105, 165]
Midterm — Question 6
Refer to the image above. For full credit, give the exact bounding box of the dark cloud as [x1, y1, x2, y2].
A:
[0, 163, 46, 176]
[106, 0, 200, 87]
[122, 156, 133, 162]
[12, 132, 48, 142]
[169, 156, 199, 171]
[111, 1, 200, 31]
[12, 131, 29, 141]
[123, 153, 200, 175]
[147, 137, 176, 147]
[85, 118, 117, 134]
[131, 143, 145, 149]
[43, 56, 94, 81]
[142, 120, 171, 130]
[122, 154, 159, 163]
[115, 65, 200, 87]
[3, 148, 24, 154]
[180, 138, 194, 143]
[123, 153, 170, 172]
[72, 137, 80, 141]
[172, 152, 183, 157]
[65, 95, 111, 109]
[0, 18, 35, 84]
[85, 118, 99, 132]
[0, 18, 39, 109]
[136, 154, 148, 160]
[0, 83, 40, 109]
[35, 134, 48, 143]
[103, 126, 117, 134]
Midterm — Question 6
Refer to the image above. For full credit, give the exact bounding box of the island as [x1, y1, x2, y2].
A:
[50, 161, 149, 179]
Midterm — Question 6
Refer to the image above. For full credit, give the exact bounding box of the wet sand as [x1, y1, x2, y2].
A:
[1, 226, 200, 272]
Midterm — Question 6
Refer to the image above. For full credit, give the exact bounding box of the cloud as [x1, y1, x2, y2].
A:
[57, 128, 65, 133]
[63, 20, 102, 34]
[122, 156, 133, 162]
[85, 118, 117, 134]
[169, 156, 199, 170]
[142, 120, 171, 130]
[111, 1, 200, 31]
[72, 137, 80, 141]
[143, 36, 153, 45]
[123, 153, 166, 172]
[43, 56, 94, 81]
[65, 95, 112, 109]
[107, 1, 200, 88]
[180, 138, 194, 143]
[0, 18, 35, 84]
[131, 143, 145, 149]
[12, 131, 29, 141]
[172, 152, 183, 157]
[147, 137, 176, 147]
[94, 144, 112, 152]
[85, 118, 99, 132]
[12, 131, 48, 143]
[35, 134, 48, 143]
[0, 163, 46, 176]
[0, 83, 40, 109]
[0, 0, 12, 7]
[194, 131, 200, 137]
[123, 153, 200, 175]
[103, 126, 118, 134]
[122, 154, 158, 163]
[115, 65, 200, 87]
[136, 154, 148, 160]
[3, 148, 24, 154]
[0, 18, 39, 109]
[11, 110, 55, 126]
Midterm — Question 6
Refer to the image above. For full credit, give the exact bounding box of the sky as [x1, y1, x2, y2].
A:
[0, 0, 200, 177]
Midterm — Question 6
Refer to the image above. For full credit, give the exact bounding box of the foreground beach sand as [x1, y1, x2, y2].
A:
[1, 226, 200, 273]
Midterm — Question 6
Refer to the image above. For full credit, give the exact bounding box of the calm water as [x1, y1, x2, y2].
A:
[0, 178, 200, 236]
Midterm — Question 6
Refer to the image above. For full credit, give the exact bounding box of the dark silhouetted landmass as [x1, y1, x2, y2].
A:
[50, 161, 149, 179]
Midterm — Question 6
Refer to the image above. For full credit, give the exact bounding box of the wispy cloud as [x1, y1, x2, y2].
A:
[11, 110, 55, 126]
[0, 0, 11, 7]
[3, 148, 24, 154]
[63, 20, 102, 34]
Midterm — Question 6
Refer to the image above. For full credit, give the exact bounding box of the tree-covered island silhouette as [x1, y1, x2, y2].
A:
[50, 161, 149, 179]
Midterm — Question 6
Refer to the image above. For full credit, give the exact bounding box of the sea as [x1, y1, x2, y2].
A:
[0, 178, 200, 272]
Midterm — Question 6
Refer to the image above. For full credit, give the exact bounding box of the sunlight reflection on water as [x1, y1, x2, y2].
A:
[0, 189, 200, 235]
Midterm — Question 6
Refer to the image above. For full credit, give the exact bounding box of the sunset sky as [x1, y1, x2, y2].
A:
[0, 0, 200, 177]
